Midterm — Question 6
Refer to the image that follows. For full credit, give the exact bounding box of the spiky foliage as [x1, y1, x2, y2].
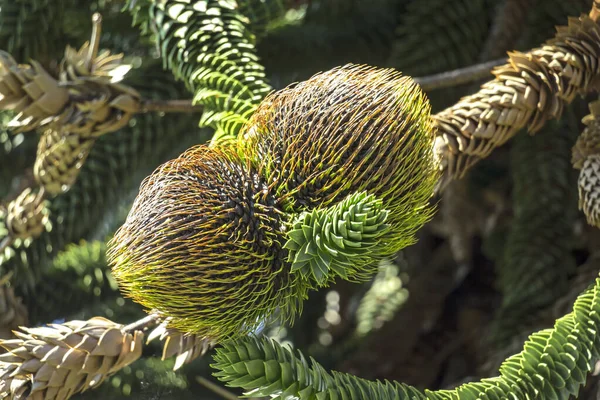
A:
[284, 192, 390, 286]
[212, 335, 426, 399]
[573, 100, 600, 228]
[108, 145, 308, 340]
[0, 61, 200, 290]
[245, 65, 438, 242]
[108, 65, 438, 342]
[130, 0, 273, 140]
[490, 120, 577, 346]
[214, 274, 600, 399]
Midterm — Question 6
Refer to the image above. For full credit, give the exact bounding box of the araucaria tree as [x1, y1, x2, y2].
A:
[2, 0, 600, 399]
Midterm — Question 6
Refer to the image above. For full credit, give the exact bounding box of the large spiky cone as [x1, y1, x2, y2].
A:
[245, 64, 439, 255]
[108, 145, 309, 340]
[109, 65, 438, 341]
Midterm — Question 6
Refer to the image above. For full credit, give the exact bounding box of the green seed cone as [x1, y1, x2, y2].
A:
[108, 145, 308, 340]
[108, 64, 439, 340]
[245, 64, 440, 256]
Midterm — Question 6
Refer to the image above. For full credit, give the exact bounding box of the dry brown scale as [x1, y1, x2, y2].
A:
[433, 12, 600, 181]
[0, 314, 213, 400]
[0, 317, 144, 400]
[146, 320, 215, 371]
[4, 189, 48, 242]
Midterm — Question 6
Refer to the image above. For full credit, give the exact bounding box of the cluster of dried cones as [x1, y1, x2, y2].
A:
[0, 14, 141, 245]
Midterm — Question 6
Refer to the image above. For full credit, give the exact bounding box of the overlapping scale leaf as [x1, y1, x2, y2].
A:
[212, 335, 426, 400]
[284, 192, 390, 287]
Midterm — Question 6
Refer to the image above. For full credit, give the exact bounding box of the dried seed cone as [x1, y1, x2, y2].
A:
[108, 146, 308, 340]
[5, 188, 48, 240]
[245, 64, 439, 255]
[0, 52, 69, 133]
[0, 317, 143, 400]
[56, 43, 141, 139]
[434, 14, 600, 180]
[34, 131, 95, 196]
[578, 154, 600, 227]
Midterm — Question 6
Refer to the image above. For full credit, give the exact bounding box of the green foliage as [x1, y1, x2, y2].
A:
[131, 0, 274, 141]
[214, 274, 600, 400]
[491, 119, 578, 346]
[284, 192, 390, 287]
[213, 335, 426, 399]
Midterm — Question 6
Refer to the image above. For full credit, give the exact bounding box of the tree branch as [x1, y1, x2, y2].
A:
[139, 99, 203, 114]
[414, 58, 507, 92]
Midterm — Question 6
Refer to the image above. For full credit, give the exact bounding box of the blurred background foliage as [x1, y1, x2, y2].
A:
[1, 0, 599, 398]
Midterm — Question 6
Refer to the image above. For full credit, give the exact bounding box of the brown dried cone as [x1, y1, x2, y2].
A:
[433, 11, 600, 181]
[147, 320, 215, 371]
[0, 52, 69, 133]
[5, 188, 49, 241]
[53, 42, 141, 139]
[0, 17, 141, 138]
[0, 317, 144, 400]
[34, 131, 95, 196]
[578, 154, 600, 227]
